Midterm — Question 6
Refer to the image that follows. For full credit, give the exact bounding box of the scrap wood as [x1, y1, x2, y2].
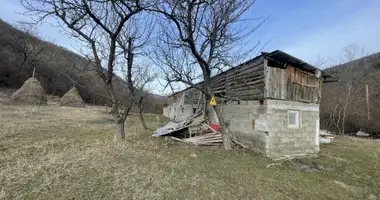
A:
[181, 132, 222, 146]
[231, 137, 249, 149]
[170, 136, 186, 143]
[196, 139, 223, 143]
[185, 133, 221, 141]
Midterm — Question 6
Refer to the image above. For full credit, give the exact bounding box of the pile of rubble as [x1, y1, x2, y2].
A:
[152, 112, 223, 146]
[171, 132, 222, 146]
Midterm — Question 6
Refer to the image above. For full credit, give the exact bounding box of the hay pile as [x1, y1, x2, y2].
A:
[10, 77, 47, 105]
[60, 87, 85, 107]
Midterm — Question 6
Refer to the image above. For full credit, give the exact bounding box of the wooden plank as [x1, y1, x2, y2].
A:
[228, 80, 265, 91]
[170, 137, 186, 142]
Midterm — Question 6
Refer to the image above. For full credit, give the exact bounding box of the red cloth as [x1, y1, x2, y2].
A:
[208, 123, 220, 132]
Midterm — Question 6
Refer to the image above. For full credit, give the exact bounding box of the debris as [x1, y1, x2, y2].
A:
[152, 121, 188, 137]
[319, 137, 334, 144]
[170, 136, 185, 142]
[153, 111, 246, 147]
[319, 129, 335, 144]
[152, 112, 205, 137]
[356, 130, 370, 137]
[170, 133, 222, 146]
[319, 130, 333, 136]
[294, 163, 327, 172]
[183, 133, 222, 146]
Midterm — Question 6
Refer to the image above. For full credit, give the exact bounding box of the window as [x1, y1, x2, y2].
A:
[288, 110, 300, 128]
[193, 108, 197, 114]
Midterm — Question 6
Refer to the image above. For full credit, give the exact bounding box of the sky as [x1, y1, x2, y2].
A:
[1, 0, 379, 93]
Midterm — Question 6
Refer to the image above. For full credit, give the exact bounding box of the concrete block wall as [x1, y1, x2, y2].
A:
[223, 101, 268, 154]
[265, 99, 319, 157]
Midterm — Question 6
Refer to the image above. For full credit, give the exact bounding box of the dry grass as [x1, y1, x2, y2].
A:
[10, 78, 47, 105]
[0, 104, 379, 200]
[60, 87, 85, 107]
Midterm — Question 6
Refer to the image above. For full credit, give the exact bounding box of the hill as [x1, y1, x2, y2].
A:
[0, 18, 166, 113]
[321, 52, 380, 135]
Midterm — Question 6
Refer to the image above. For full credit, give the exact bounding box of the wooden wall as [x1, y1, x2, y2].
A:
[211, 58, 265, 100]
[170, 57, 322, 105]
[265, 62, 322, 103]
[174, 58, 266, 104]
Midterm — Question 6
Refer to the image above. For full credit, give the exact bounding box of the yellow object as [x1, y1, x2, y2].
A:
[209, 95, 217, 106]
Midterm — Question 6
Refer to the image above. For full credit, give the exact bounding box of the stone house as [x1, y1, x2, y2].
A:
[163, 50, 333, 157]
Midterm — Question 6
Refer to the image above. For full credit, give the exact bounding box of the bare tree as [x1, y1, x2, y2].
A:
[22, 0, 149, 140]
[131, 63, 156, 129]
[8, 22, 45, 71]
[321, 44, 367, 134]
[313, 55, 328, 69]
[151, 0, 265, 150]
[340, 44, 364, 134]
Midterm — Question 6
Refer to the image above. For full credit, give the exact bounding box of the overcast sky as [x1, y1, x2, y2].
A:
[1, 0, 379, 93]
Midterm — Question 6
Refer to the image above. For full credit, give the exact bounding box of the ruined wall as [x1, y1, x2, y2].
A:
[265, 99, 319, 157]
[165, 92, 197, 121]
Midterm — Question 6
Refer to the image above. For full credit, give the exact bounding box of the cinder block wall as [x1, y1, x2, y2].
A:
[265, 99, 319, 157]
[223, 101, 268, 154]
[223, 99, 319, 157]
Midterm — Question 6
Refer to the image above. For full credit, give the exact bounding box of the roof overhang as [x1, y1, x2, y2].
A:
[262, 50, 336, 82]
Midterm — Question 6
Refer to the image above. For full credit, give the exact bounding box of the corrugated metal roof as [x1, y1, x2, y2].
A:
[262, 50, 332, 78]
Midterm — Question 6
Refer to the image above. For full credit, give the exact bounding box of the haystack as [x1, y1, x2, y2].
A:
[10, 77, 47, 105]
[60, 87, 85, 107]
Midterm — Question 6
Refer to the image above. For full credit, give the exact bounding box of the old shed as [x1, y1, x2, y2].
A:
[163, 50, 333, 157]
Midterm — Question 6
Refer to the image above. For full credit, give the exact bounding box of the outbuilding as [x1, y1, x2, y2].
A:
[163, 50, 333, 157]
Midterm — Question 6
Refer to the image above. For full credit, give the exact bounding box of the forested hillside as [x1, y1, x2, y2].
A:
[0, 19, 165, 113]
[321, 52, 380, 135]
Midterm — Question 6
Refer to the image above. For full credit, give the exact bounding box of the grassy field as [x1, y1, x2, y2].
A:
[0, 104, 379, 200]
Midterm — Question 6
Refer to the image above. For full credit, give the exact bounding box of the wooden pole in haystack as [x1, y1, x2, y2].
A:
[32, 68, 36, 78]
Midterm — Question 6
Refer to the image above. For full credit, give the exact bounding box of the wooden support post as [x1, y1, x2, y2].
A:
[32, 68, 36, 78]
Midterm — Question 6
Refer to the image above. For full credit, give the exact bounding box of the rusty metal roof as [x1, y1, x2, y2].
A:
[262, 50, 332, 78]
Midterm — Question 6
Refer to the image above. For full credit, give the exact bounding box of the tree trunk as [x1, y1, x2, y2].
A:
[213, 105, 232, 150]
[106, 83, 118, 116]
[115, 118, 125, 140]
